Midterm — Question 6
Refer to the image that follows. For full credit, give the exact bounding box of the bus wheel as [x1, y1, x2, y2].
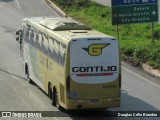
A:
[55, 91, 60, 110]
[52, 89, 60, 110]
[48, 84, 52, 100]
[26, 65, 34, 84]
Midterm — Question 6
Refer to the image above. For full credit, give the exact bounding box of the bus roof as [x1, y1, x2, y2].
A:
[24, 17, 115, 41]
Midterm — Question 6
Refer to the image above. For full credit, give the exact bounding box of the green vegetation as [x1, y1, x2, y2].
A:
[52, 0, 160, 69]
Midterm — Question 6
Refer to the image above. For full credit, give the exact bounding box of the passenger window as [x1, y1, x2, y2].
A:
[43, 34, 49, 49]
[24, 25, 30, 42]
[31, 29, 34, 38]
[38, 32, 43, 50]
[34, 30, 39, 48]
[41, 33, 47, 54]
[30, 27, 35, 46]
[53, 40, 60, 62]
[33, 29, 37, 40]
[48, 37, 54, 58]
[59, 43, 66, 66]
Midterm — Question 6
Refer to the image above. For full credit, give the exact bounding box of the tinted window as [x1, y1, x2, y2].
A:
[34, 30, 39, 48]
[30, 27, 35, 46]
[37, 32, 43, 50]
[41, 33, 48, 54]
[47, 37, 54, 58]
[53, 40, 60, 62]
[59, 43, 66, 66]
[24, 25, 30, 42]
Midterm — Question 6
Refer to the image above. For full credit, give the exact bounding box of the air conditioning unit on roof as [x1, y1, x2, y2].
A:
[40, 17, 92, 31]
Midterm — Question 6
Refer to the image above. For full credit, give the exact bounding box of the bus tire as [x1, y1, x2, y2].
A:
[52, 88, 61, 110]
[25, 64, 34, 84]
[48, 84, 52, 100]
[55, 90, 61, 110]
[51, 88, 56, 106]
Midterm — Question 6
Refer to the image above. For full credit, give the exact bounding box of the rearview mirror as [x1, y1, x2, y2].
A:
[16, 36, 19, 41]
[16, 30, 22, 42]
[16, 30, 20, 35]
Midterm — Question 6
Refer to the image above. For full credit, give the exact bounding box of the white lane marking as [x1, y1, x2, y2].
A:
[15, 0, 21, 10]
[122, 66, 160, 89]
[12, 75, 18, 80]
[7, 70, 18, 80]
[42, 0, 59, 16]
[53, 117, 59, 120]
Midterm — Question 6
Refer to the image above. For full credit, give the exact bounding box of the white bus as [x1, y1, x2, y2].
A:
[16, 17, 121, 110]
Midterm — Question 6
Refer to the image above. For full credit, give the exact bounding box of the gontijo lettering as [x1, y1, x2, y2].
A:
[72, 66, 117, 73]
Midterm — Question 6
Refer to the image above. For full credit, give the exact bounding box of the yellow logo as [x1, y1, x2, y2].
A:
[83, 44, 110, 56]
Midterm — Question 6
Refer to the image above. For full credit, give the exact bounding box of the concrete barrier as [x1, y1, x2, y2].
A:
[47, 0, 66, 17]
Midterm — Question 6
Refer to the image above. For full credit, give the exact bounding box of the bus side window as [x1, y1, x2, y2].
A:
[38, 32, 42, 50]
[41, 33, 47, 54]
[34, 30, 39, 48]
[30, 27, 35, 46]
[47, 37, 54, 58]
[59, 43, 66, 66]
[28, 28, 32, 41]
[53, 40, 59, 62]
[43, 34, 49, 51]
[24, 26, 30, 42]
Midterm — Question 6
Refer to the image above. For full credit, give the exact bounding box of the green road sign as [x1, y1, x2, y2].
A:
[112, 3, 158, 25]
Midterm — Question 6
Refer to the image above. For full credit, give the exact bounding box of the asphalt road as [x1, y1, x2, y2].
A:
[0, 0, 160, 120]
